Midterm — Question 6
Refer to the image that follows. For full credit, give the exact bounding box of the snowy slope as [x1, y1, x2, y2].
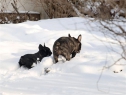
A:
[0, 17, 126, 95]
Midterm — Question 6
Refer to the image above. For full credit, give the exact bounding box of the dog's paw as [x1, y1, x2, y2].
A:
[44, 68, 51, 74]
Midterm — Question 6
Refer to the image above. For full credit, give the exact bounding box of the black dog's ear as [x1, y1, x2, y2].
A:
[39, 44, 43, 50]
[78, 34, 82, 42]
[68, 34, 71, 37]
[44, 43, 46, 47]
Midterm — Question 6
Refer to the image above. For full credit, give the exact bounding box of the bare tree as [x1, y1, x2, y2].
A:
[66, 0, 126, 68]
[30, 0, 78, 18]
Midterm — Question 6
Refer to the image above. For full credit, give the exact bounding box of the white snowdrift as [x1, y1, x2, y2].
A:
[0, 17, 125, 95]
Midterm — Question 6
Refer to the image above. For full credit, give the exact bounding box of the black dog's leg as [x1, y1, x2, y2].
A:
[72, 51, 76, 58]
[27, 65, 32, 69]
[23, 58, 33, 69]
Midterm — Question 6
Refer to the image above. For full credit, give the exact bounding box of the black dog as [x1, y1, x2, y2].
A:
[19, 44, 52, 69]
[53, 34, 82, 63]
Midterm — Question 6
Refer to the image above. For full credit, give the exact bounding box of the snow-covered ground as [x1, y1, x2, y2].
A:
[0, 17, 125, 95]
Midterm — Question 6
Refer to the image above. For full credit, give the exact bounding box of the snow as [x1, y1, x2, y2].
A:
[0, 17, 126, 95]
[0, 11, 40, 14]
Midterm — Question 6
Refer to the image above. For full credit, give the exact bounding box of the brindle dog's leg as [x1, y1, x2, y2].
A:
[54, 55, 58, 63]
[63, 52, 71, 61]
[72, 51, 76, 58]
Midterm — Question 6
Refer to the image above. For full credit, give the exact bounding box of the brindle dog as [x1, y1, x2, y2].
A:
[53, 34, 82, 63]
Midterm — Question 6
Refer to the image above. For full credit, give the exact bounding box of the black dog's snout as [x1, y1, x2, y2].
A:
[48, 52, 52, 56]
[50, 52, 52, 55]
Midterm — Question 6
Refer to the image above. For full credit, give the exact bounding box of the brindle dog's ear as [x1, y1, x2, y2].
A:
[39, 44, 43, 50]
[68, 34, 71, 37]
[44, 43, 46, 47]
[78, 34, 82, 42]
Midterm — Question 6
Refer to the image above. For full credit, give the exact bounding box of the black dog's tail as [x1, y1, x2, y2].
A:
[19, 56, 24, 67]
